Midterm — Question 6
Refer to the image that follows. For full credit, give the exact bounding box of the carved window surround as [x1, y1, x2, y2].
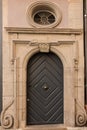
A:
[26, 1, 62, 28]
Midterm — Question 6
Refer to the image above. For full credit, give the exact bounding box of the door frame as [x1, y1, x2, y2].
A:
[21, 47, 75, 127]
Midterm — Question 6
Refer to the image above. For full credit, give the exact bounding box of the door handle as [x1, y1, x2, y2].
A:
[43, 85, 49, 90]
[27, 99, 30, 102]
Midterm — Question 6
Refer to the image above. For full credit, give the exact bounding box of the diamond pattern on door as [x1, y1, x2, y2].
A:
[26, 52, 64, 125]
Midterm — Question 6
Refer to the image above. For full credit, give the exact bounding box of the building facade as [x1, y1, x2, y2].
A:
[1, 0, 87, 130]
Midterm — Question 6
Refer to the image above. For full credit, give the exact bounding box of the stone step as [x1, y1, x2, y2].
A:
[23, 125, 67, 130]
[17, 127, 87, 130]
[67, 128, 87, 130]
[1, 126, 87, 130]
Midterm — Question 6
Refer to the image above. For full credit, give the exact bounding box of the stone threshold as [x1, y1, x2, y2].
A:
[17, 125, 87, 130]
[67, 128, 87, 130]
[0, 126, 87, 130]
[24, 124, 67, 130]
[17, 128, 87, 130]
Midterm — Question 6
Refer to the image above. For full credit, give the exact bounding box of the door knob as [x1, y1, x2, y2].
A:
[43, 85, 49, 90]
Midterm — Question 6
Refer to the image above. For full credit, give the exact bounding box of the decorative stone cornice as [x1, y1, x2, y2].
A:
[12, 39, 75, 45]
[5, 27, 82, 35]
[12, 40, 75, 53]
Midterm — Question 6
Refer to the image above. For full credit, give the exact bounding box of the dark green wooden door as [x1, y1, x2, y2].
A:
[26, 52, 64, 125]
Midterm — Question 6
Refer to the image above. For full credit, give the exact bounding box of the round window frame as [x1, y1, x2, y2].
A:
[26, 1, 62, 28]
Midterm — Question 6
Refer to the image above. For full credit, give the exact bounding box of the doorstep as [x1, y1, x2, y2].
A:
[24, 124, 67, 130]
[17, 128, 87, 130]
[67, 127, 87, 130]
[17, 126, 87, 130]
[0, 126, 87, 130]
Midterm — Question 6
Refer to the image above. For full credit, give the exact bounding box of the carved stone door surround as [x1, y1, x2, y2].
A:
[1, 27, 86, 129]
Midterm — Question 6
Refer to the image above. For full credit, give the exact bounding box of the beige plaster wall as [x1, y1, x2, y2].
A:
[68, 0, 83, 28]
[7, 0, 83, 29]
[7, 0, 68, 28]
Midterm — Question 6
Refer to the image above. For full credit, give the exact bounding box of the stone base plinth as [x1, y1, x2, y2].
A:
[0, 126, 87, 130]
[17, 128, 87, 130]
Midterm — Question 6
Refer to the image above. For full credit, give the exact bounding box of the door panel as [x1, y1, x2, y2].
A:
[27, 52, 64, 125]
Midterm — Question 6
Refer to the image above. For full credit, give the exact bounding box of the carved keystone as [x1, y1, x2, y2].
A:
[39, 43, 49, 53]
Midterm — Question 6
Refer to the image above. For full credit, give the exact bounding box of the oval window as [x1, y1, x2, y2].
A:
[34, 10, 55, 25]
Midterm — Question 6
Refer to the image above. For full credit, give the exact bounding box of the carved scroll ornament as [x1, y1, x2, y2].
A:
[76, 112, 87, 126]
[75, 99, 87, 126]
[1, 99, 14, 129]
